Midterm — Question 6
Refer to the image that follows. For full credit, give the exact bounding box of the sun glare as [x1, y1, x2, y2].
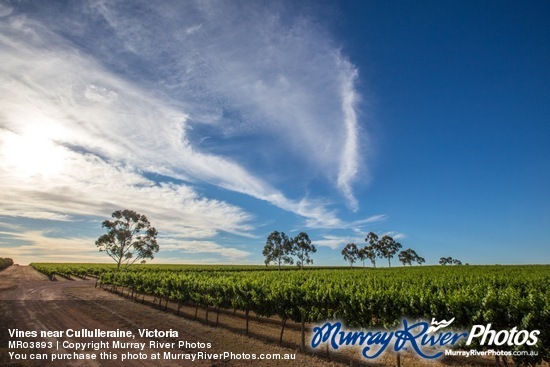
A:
[1, 129, 67, 178]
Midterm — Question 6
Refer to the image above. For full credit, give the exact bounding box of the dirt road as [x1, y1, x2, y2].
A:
[0, 266, 346, 367]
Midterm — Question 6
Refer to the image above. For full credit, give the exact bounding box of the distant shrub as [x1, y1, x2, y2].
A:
[0, 257, 14, 271]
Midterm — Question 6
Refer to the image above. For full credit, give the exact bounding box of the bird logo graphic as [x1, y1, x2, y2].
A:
[426, 317, 455, 333]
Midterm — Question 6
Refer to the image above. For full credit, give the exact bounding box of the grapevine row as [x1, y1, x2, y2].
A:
[95, 266, 549, 362]
[29, 262, 350, 277]
[30, 263, 549, 363]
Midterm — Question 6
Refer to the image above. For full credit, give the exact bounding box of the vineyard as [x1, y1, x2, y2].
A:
[30, 263, 550, 365]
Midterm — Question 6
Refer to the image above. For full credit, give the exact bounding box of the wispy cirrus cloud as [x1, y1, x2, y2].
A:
[0, 0, 370, 263]
[85, 0, 366, 206]
[314, 235, 360, 250]
[0, 229, 104, 265]
[382, 231, 408, 241]
[0, 0, 365, 222]
[160, 238, 251, 262]
[313, 227, 407, 251]
[304, 213, 387, 230]
[0, 141, 253, 238]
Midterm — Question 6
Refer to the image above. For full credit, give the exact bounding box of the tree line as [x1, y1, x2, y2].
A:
[262, 230, 429, 268]
[262, 231, 317, 269]
[93, 209, 464, 269]
[341, 232, 425, 268]
[439, 256, 463, 265]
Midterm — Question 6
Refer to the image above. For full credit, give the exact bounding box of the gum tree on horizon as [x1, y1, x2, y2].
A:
[439, 256, 463, 265]
[398, 248, 425, 266]
[341, 243, 359, 267]
[292, 232, 317, 269]
[95, 209, 159, 270]
[263, 231, 294, 269]
[379, 235, 402, 268]
[364, 232, 382, 267]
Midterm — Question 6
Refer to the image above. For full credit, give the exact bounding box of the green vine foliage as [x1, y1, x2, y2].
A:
[31, 263, 549, 364]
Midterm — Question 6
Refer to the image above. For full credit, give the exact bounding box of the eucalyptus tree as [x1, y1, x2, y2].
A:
[95, 209, 159, 270]
[398, 249, 414, 266]
[365, 232, 381, 267]
[358, 247, 368, 267]
[398, 248, 425, 266]
[341, 243, 359, 267]
[292, 232, 316, 269]
[379, 235, 402, 268]
[263, 231, 294, 269]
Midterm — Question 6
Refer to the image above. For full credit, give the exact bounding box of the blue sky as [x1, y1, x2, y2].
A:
[0, 0, 548, 266]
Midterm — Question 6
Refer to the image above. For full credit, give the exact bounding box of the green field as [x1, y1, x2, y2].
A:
[30, 263, 550, 364]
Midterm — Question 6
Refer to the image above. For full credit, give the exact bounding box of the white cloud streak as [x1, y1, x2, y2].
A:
[382, 231, 408, 241]
[0, 2, 363, 225]
[314, 228, 407, 251]
[0, 229, 104, 265]
[86, 0, 366, 206]
[0, 142, 252, 238]
[160, 238, 251, 261]
[314, 235, 360, 250]
[0, 1, 371, 263]
[338, 59, 362, 211]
